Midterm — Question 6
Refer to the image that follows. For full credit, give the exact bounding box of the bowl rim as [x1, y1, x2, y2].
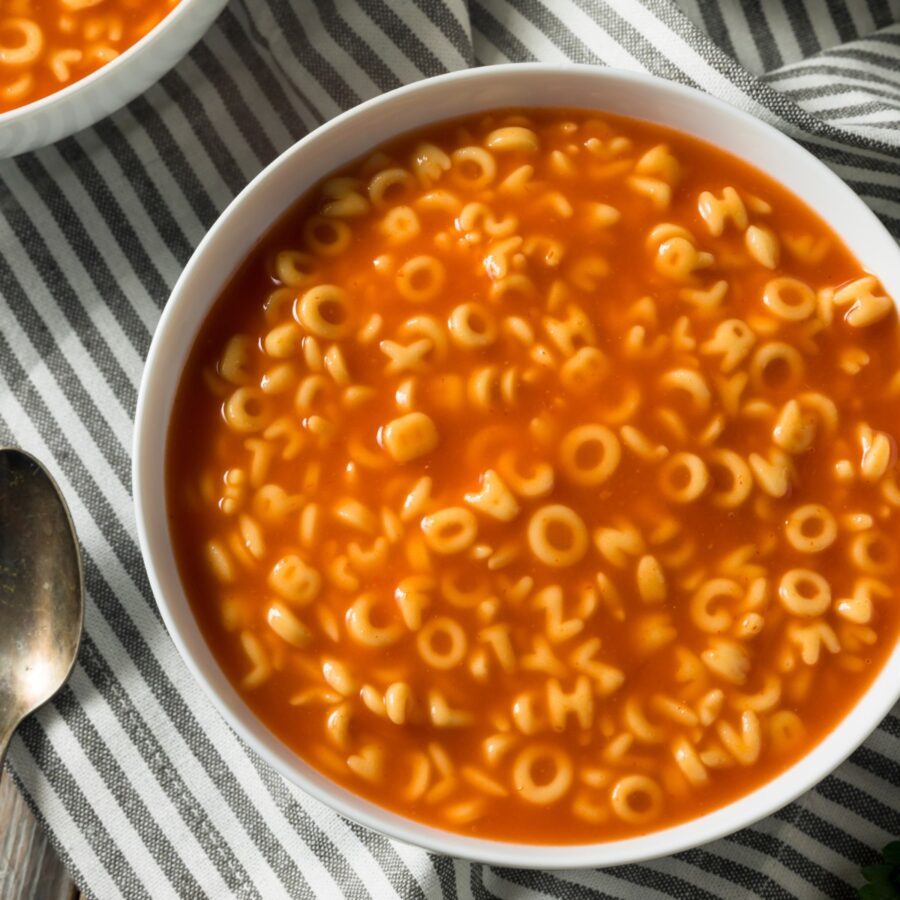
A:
[134, 62, 900, 869]
[0, 0, 215, 127]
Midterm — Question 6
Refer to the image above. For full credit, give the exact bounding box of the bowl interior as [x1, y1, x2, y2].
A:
[133, 64, 900, 868]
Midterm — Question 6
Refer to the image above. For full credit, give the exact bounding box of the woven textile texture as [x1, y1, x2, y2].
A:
[1, 1, 898, 897]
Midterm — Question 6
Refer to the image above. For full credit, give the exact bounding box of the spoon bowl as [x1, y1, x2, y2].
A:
[0, 448, 84, 767]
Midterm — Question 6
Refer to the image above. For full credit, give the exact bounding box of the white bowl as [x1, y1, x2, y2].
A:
[0, 0, 227, 158]
[133, 64, 900, 868]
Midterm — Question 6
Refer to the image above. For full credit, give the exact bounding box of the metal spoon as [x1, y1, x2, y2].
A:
[0, 448, 84, 769]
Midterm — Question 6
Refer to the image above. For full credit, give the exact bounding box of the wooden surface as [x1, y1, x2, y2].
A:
[0, 770, 78, 900]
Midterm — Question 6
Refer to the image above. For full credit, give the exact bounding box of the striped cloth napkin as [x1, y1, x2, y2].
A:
[2, 1, 899, 898]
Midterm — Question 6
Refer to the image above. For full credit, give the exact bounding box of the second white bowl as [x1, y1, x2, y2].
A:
[0, 0, 227, 158]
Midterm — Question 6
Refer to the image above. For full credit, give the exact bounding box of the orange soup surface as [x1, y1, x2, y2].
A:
[0, 0, 180, 112]
[167, 109, 900, 843]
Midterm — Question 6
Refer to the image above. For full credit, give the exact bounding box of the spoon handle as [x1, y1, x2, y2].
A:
[0, 724, 15, 771]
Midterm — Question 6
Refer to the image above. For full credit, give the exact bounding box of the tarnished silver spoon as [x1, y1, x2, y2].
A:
[0, 448, 84, 768]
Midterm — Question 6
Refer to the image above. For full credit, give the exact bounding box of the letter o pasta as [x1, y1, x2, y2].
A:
[659, 453, 709, 503]
[417, 616, 468, 669]
[512, 745, 574, 804]
[849, 531, 895, 575]
[421, 507, 478, 554]
[778, 569, 831, 616]
[224, 387, 270, 433]
[762, 277, 816, 321]
[396, 255, 446, 302]
[297, 285, 352, 339]
[451, 146, 496, 189]
[610, 775, 664, 824]
[559, 424, 621, 486]
[448, 303, 498, 348]
[346, 594, 403, 647]
[304, 215, 351, 256]
[785, 504, 837, 553]
[527, 505, 588, 567]
[275, 250, 318, 287]
[368, 168, 416, 208]
[750, 342, 805, 391]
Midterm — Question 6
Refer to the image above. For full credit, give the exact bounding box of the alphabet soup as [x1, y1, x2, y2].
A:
[167, 109, 900, 842]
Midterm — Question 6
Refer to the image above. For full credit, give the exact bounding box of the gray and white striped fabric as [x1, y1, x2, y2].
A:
[2, 1, 898, 898]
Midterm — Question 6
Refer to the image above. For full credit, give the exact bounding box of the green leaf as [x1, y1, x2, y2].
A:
[858, 842, 900, 900]
[883, 844, 900, 867]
